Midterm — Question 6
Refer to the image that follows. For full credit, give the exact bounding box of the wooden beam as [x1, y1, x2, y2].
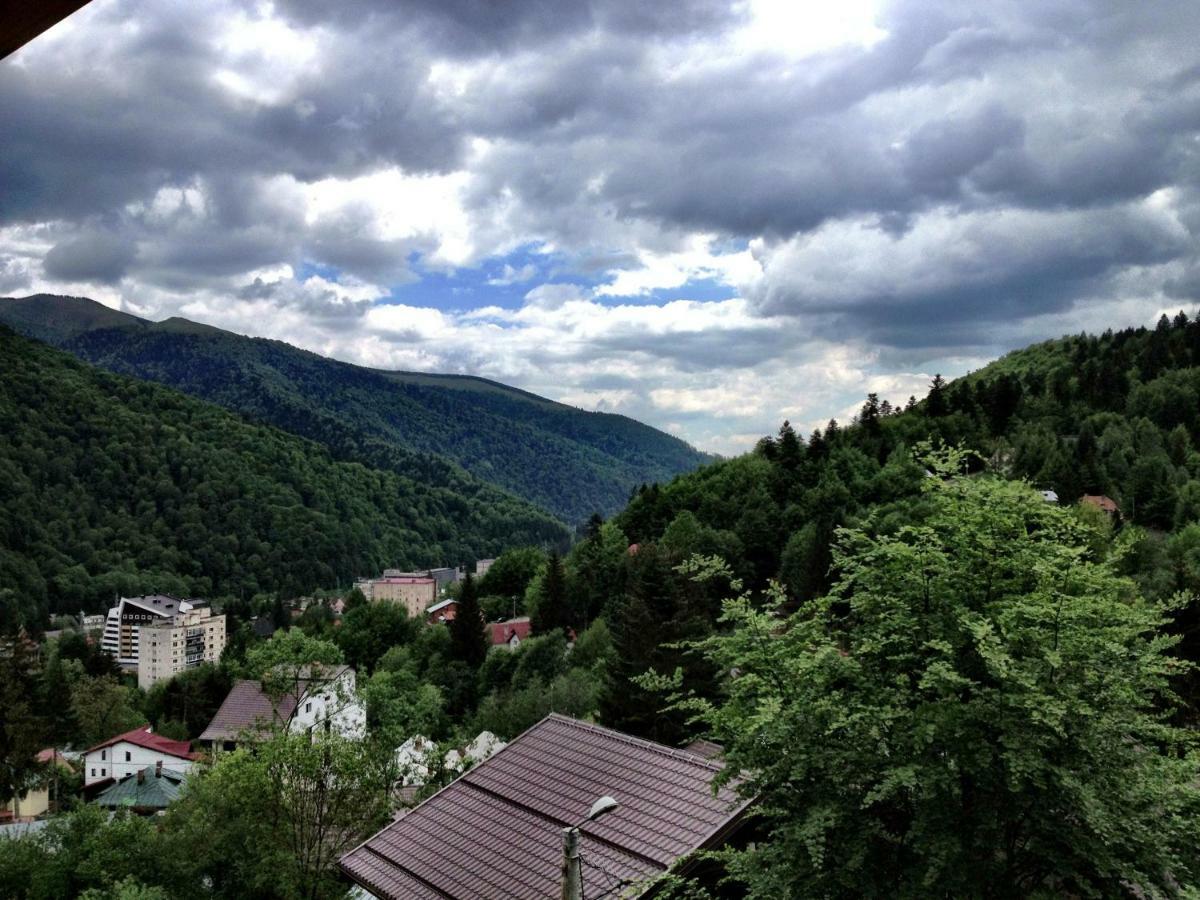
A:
[0, 1, 94, 61]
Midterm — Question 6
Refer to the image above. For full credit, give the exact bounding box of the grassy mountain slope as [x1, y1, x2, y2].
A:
[0, 295, 710, 524]
[0, 326, 567, 624]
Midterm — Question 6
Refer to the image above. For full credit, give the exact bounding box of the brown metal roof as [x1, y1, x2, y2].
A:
[340, 714, 751, 899]
[198, 680, 297, 743]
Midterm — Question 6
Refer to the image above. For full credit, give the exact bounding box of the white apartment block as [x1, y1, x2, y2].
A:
[137, 606, 227, 690]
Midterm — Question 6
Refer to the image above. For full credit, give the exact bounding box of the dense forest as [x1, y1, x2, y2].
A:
[0, 326, 567, 624]
[0, 295, 711, 525]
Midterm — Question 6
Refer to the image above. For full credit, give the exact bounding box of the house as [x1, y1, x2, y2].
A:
[341, 714, 752, 899]
[426, 598, 458, 624]
[1080, 494, 1120, 517]
[0, 749, 73, 822]
[488, 616, 531, 651]
[94, 762, 186, 815]
[83, 726, 198, 787]
[199, 664, 365, 751]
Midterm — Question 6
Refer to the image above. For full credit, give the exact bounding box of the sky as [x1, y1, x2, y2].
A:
[2, 0, 1199, 455]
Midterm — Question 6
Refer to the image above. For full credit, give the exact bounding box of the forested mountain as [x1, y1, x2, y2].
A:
[532, 310, 1200, 739]
[0, 295, 710, 525]
[0, 326, 567, 625]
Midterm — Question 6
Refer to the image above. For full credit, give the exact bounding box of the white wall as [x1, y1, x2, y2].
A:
[289, 670, 366, 740]
[83, 741, 194, 786]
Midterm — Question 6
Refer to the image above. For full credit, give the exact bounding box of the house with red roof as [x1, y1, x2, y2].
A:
[488, 616, 532, 651]
[82, 725, 198, 787]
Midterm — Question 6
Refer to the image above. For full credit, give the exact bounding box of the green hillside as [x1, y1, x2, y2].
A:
[0, 295, 711, 525]
[0, 326, 567, 625]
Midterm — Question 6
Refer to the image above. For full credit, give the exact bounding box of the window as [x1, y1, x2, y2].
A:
[101, 768, 106, 777]
[125, 751, 131, 762]
[305, 702, 312, 713]
[101, 750, 106, 761]
[91, 768, 95, 777]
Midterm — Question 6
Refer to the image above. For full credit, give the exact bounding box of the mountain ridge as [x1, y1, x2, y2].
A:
[0, 294, 711, 524]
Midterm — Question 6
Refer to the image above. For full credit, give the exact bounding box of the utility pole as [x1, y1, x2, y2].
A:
[561, 827, 582, 900]
[559, 796, 619, 900]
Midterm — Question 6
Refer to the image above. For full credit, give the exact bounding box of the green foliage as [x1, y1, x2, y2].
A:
[70, 674, 146, 749]
[0, 325, 568, 627]
[142, 663, 232, 740]
[659, 463, 1200, 897]
[0, 637, 48, 805]
[334, 601, 416, 674]
[449, 573, 488, 667]
[476, 546, 546, 604]
[362, 668, 447, 742]
[244, 629, 343, 706]
[529, 550, 572, 636]
[0, 297, 709, 524]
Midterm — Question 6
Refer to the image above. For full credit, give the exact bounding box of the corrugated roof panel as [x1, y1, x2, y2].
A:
[341, 715, 750, 899]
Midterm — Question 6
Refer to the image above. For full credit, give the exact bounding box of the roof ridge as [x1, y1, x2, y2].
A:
[542, 713, 724, 772]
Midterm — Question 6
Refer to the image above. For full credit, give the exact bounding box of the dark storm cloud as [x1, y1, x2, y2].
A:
[43, 233, 136, 284]
[1, 0, 1199, 358]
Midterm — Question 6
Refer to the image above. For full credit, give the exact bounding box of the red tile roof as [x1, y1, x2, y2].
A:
[487, 617, 531, 646]
[340, 714, 751, 899]
[84, 726, 196, 760]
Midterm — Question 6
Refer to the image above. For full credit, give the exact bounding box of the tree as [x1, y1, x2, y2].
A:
[530, 551, 571, 637]
[0, 636, 48, 807]
[448, 573, 487, 667]
[245, 629, 344, 712]
[164, 733, 394, 900]
[70, 674, 146, 748]
[334, 602, 413, 674]
[659, 458, 1200, 897]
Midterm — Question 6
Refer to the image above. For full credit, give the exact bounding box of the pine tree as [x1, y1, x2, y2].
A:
[449, 573, 488, 668]
[531, 551, 571, 637]
[927, 374, 948, 417]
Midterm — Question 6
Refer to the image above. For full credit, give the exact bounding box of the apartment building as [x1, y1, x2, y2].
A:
[137, 606, 227, 690]
[101, 595, 193, 668]
[353, 573, 437, 619]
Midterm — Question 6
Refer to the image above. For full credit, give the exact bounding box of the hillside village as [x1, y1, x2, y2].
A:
[5, 0, 1200, 895]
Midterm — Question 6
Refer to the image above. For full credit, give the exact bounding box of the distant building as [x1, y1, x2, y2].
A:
[426, 598, 458, 624]
[342, 715, 752, 899]
[488, 617, 532, 651]
[353, 574, 438, 619]
[0, 749, 72, 822]
[94, 763, 186, 815]
[82, 726, 198, 787]
[474, 558, 496, 579]
[1080, 494, 1120, 517]
[137, 605, 226, 690]
[80, 614, 106, 631]
[427, 567, 464, 590]
[101, 595, 220, 672]
[199, 664, 365, 752]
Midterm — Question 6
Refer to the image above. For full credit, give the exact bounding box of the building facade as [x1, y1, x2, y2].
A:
[83, 727, 197, 787]
[137, 606, 226, 690]
[101, 595, 196, 668]
[353, 574, 438, 619]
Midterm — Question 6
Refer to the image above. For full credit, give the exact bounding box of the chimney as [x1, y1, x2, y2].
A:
[156, 760, 162, 778]
[137, 769, 145, 784]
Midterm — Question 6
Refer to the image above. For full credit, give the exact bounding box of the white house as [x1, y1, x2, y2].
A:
[82, 726, 197, 787]
[199, 664, 366, 750]
[288, 665, 367, 739]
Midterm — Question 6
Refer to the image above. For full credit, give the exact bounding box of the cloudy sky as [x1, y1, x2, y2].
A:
[2, 0, 1199, 453]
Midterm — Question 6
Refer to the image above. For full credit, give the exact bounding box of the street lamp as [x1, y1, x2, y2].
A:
[561, 795, 620, 900]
